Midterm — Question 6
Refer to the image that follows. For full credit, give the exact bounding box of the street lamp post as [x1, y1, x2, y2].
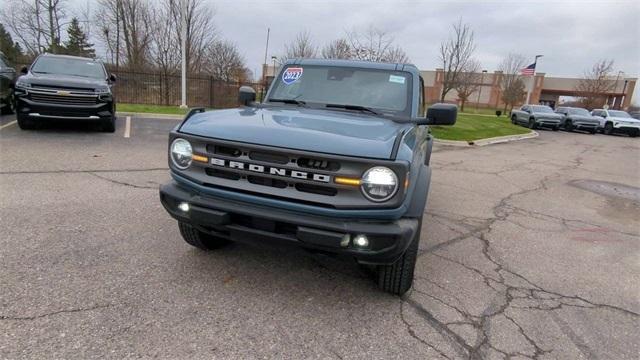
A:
[475, 70, 488, 111]
[179, 0, 187, 109]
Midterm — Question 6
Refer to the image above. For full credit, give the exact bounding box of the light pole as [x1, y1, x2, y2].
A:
[270, 55, 277, 89]
[475, 69, 488, 112]
[525, 55, 543, 104]
[179, 0, 187, 109]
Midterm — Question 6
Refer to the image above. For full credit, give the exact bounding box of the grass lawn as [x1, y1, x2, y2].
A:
[117, 103, 191, 115]
[430, 113, 531, 142]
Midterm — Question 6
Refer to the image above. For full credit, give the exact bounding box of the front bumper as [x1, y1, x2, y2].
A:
[16, 95, 114, 120]
[535, 118, 561, 127]
[160, 181, 419, 265]
[573, 121, 599, 129]
[613, 124, 640, 135]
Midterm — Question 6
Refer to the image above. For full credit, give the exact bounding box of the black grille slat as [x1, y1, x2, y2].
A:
[295, 183, 337, 196]
[249, 151, 289, 164]
[247, 175, 287, 188]
[207, 145, 242, 157]
[205, 168, 241, 180]
[297, 157, 340, 171]
[30, 93, 97, 105]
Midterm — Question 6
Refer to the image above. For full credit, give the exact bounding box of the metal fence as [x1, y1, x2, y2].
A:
[111, 70, 264, 108]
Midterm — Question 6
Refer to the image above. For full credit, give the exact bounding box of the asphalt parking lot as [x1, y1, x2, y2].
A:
[1, 114, 638, 359]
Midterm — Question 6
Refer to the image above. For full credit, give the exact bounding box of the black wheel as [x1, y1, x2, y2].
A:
[528, 118, 537, 129]
[603, 122, 614, 135]
[511, 115, 517, 124]
[590, 128, 597, 134]
[101, 116, 116, 133]
[16, 113, 35, 130]
[178, 222, 231, 250]
[564, 120, 573, 132]
[1, 90, 16, 115]
[630, 130, 639, 138]
[377, 219, 421, 295]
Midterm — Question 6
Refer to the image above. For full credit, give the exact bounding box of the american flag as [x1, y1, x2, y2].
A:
[520, 63, 536, 76]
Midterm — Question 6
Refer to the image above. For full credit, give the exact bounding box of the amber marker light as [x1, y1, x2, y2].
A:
[334, 176, 362, 186]
[192, 154, 209, 163]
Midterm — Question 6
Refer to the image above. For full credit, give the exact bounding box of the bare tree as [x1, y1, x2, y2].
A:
[346, 26, 409, 62]
[96, 0, 153, 70]
[282, 30, 317, 60]
[575, 59, 616, 110]
[205, 40, 246, 82]
[2, 0, 67, 55]
[166, 0, 217, 74]
[321, 38, 351, 59]
[498, 53, 527, 112]
[454, 59, 481, 112]
[439, 19, 476, 101]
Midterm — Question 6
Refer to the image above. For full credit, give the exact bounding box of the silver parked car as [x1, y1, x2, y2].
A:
[554, 107, 599, 134]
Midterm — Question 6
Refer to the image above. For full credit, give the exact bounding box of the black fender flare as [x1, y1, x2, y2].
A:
[424, 136, 434, 166]
[405, 164, 431, 218]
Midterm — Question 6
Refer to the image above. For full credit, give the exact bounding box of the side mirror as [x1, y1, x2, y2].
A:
[109, 73, 117, 82]
[238, 86, 256, 106]
[20, 66, 28, 74]
[421, 103, 457, 125]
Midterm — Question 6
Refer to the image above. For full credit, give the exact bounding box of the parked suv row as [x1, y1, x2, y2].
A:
[511, 104, 639, 137]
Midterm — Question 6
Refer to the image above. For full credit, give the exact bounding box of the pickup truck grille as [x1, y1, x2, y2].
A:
[179, 137, 407, 210]
[30, 92, 98, 105]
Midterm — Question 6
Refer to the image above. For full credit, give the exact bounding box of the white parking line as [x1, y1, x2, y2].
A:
[124, 116, 131, 138]
[0, 120, 17, 130]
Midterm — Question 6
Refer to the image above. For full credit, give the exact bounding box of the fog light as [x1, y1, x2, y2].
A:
[178, 202, 190, 212]
[353, 234, 369, 248]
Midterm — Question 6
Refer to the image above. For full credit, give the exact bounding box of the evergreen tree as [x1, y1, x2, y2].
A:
[64, 18, 95, 58]
[0, 22, 23, 64]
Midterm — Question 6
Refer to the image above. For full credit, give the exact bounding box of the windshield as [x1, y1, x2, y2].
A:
[31, 57, 106, 79]
[267, 65, 412, 116]
[569, 108, 590, 116]
[532, 105, 554, 113]
[609, 110, 631, 118]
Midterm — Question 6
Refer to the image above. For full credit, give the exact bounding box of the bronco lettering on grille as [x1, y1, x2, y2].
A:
[210, 157, 330, 183]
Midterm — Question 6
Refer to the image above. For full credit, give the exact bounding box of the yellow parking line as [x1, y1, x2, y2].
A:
[124, 116, 131, 138]
[0, 120, 17, 130]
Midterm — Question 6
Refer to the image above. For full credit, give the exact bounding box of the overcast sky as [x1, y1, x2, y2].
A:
[72, 0, 640, 102]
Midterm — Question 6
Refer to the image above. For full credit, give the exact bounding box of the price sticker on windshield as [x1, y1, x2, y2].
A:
[389, 75, 405, 84]
[283, 67, 303, 85]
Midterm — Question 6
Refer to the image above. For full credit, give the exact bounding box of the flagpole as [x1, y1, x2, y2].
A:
[526, 55, 543, 104]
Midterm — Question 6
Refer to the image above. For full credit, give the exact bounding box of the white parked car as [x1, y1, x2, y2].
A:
[591, 109, 640, 137]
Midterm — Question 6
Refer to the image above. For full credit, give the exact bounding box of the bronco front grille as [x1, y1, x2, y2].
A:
[178, 136, 408, 210]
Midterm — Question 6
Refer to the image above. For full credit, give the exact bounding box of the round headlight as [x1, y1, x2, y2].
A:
[361, 166, 398, 202]
[170, 138, 192, 169]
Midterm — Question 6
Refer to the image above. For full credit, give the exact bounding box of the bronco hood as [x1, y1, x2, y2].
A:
[179, 107, 412, 159]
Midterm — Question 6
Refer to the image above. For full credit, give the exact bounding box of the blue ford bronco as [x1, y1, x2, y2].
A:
[159, 59, 456, 295]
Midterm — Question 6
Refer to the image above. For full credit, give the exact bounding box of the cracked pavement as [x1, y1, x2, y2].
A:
[1, 116, 638, 359]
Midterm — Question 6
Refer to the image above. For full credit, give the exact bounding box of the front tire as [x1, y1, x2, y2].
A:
[178, 222, 231, 250]
[101, 116, 116, 133]
[528, 118, 537, 129]
[564, 120, 573, 132]
[511, 115, 517, 124]
[377, 219, 421, 296]
[604, 122, 614, 135]
[1, 90, 16, 115]
[16, 114, 35, 130]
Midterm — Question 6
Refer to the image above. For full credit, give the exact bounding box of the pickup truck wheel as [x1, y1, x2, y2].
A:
[16, 114, 35, 130]
[377, 219, 421, 296]
[603, 122, 614, 135]
[528, 118, 537, 129]
[511, 115, 517, 124]
[564, 120, 573, 132]
[1, 90, 16, 114]
[178, 222, 231, 250]
[101, 116, 116, 133]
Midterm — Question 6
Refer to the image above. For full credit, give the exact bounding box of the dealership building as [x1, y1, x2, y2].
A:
[421, 69, 637, 109]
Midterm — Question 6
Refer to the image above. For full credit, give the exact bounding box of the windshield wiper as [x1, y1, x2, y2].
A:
[325, 103, 382, 116]
[269, 98, 306, 106]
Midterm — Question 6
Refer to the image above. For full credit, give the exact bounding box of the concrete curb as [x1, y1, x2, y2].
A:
[434, 131, 538, 147]
[117, 112, 185, 119]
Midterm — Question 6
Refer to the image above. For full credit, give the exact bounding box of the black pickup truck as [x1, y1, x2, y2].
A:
[160, 59, 456, 295]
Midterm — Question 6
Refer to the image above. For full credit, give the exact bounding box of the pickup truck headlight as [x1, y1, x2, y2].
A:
[170, 138, 193, 169]
[15, 79, 31, 90]
[95, 86, 111, 94]
[361, 166, 398, 202]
